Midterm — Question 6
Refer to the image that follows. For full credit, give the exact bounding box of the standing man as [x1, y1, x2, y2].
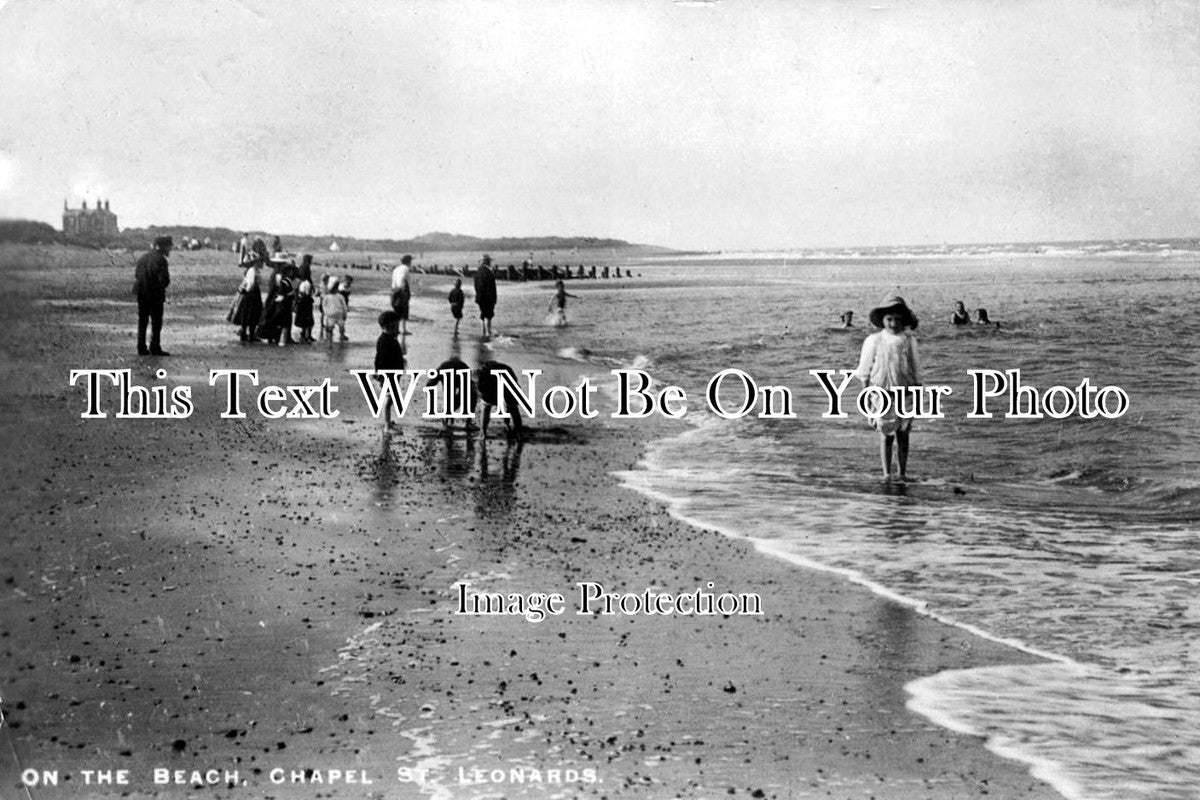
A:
[135, 235, 172, 356]
[390, 254, 413, 336]
[474, 253, 497, 338]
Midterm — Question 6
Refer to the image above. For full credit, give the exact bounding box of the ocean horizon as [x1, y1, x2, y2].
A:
[506, 245, 1200, 800]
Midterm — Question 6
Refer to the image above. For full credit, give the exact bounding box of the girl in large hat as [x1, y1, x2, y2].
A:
[853, 294, 920, 481]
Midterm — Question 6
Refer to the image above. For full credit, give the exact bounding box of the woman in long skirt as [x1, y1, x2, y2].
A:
[293, 255, 315, 343]
[228, 259, 264, 341]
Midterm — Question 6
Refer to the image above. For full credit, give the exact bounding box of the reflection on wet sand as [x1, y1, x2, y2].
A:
[474, 440, 523, 518]
[401, 422, 524, 519]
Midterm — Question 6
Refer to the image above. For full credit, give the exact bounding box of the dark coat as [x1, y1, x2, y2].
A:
[473, 266, 497, 308]
[374, 333, 405, 372]
[134, 250, 170, 300]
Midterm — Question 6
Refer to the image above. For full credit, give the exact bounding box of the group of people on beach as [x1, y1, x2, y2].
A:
[374, 252, 576, 441]
[373, 307, 527, 441]
[227, 238, 357, 345]
[400, 252, 580, 340]
[223, 248, 582, 347]
[131, 233, 957, 477]
[226, 245, 555, 440]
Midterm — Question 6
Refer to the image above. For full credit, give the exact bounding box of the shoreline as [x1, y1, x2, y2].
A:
[1, 245, 1060, 798]
[614, 418, 1087, 799]
[621, 448, 1074, 665]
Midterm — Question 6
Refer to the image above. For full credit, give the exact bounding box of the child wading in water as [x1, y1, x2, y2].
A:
[854, 295, 920, 481]
[547, 279, 577, 327]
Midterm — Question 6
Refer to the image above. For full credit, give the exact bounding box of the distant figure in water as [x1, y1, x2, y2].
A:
[854, 295, 920, 482]
[547, 279, 578, 327]
[977, 308, 993, 325]
[840, 310, 855, 328]
[951, 300, 971, 326]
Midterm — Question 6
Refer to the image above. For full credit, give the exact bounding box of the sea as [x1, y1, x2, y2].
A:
[515, 239, 1200, 800]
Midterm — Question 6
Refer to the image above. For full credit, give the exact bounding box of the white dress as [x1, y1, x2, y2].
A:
[853, 329, 919, 434]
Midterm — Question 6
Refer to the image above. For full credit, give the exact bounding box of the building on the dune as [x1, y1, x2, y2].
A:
[63, 199, 118, 237]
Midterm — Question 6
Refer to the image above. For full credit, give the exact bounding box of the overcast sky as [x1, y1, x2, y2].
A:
[1, 0, 1197, 250]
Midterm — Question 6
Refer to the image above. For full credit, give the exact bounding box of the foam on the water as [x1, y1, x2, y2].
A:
[616, 414, 1077, 666]
[582, 250, 1200, 799]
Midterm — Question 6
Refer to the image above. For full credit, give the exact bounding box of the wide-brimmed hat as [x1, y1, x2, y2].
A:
[154, 235, 173, 249]
[868, 295, 918, 329]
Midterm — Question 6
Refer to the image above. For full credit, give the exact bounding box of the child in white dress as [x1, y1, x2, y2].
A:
[322, 278, 349, 342]
[854, 295, 920, 481]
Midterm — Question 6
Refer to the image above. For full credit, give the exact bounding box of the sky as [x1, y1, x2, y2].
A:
[0, 0, 1198, 251]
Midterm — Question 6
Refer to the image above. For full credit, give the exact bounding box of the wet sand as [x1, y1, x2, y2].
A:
[0, 245, 1058, 798]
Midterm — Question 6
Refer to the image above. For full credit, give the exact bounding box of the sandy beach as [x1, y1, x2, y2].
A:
[0, 244, 1062, 799]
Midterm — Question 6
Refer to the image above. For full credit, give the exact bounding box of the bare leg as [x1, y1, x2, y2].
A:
[880, 433, 895, 479]
[896, 429, 910, 479]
